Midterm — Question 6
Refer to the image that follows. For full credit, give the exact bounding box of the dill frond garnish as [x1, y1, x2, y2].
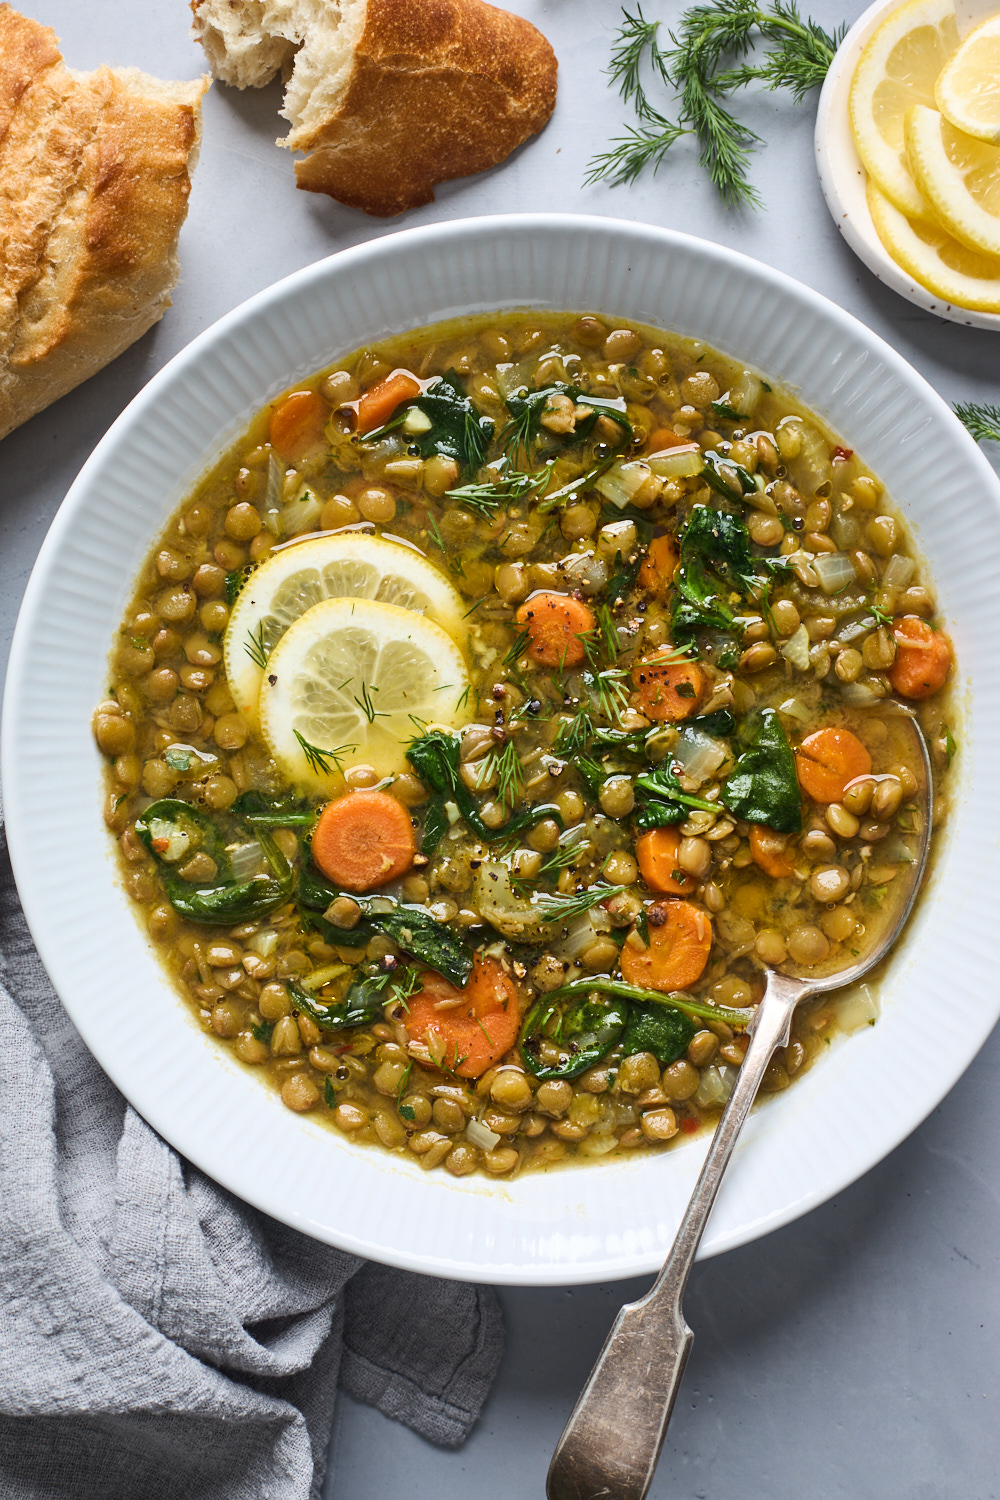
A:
[293, 731, 355, 777]
[954, 402, 1000, 444]
[244, 623, 269, 669]
[587, 1, 846, 209]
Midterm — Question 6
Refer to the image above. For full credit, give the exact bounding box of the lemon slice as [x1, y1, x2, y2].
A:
[224, 532, 467, 725]
[849, 0, 959, 219]
[867, 177, 1000, 310]
[905, 104, 1000, 256]
[935, 12, 1000, 144]
[259, 597, 472, 791]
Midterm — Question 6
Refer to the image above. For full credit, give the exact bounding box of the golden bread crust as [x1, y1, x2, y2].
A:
[292, 0, 557, 215]
[0, 6, 208, 442]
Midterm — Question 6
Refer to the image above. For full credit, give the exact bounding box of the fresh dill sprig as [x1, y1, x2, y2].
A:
[954, 401, 1000, 443]
[352, 680, 384, 723]
[595, 667, 631, 724]
[588, 1, 845, 208]
[293, 731, 355, 777]
[390, 968, 421, 1012]
[446, 458, 554, 516]
[244, 623, 269, 670]
[555, 707, 596, 759]
[536, 883, 627, 925]
[595, 603, 621, 661]
[502, 629, 530, 669]
[480, 738, 525, 805]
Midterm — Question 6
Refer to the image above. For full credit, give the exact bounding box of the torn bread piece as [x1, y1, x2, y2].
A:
[191, 0, 557, 216]
[0, 5, 208, 442]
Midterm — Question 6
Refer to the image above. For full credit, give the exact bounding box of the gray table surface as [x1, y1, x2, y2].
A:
[3, 2, 999, 1496]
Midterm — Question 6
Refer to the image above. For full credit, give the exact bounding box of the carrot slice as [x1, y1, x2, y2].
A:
[405, 958, 521, 1079]
[647, 428, 695, 451]
[637, 534, 679, 598]
[749, 823, 797, 879]
[311, 789, 416, 892]
[515, 592, 595, 668]
[269, 390, 327, 461]
[353, 370, 422, 435]
[889, 616, 952, 700]
[631, 650, 705, 721]
[620, 900, 713, 991]
[794, 727, 872, 804]
[635, 826, 694, 894]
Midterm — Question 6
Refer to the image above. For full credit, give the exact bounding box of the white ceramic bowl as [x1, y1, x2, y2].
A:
[4, 214, 999, 1285]
[815, 0, 1000, 331]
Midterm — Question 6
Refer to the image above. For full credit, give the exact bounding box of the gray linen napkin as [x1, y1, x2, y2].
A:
[0, 805, 503, 1500]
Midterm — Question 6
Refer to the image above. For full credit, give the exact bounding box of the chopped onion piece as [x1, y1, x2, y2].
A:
[831, 513, 860, 549]
[672, 729, 727, 785]
[247, 928, 278, 957]
[777, 697, 813, 723]
[779, 623, 810, 670]
[795, 424, 833, 493]
[812, 551, 856, 595]
[282, 487, 324, 536]
[578, 1133, 618, 1157]
[835, 985, 879, 1033]
[882, 553, 915, 588]
[838, 681, 881, 706]
[694, 1063, 738, 1108]
[595, 460, 654, 509]
[229, 841, 263, 880]
[263, 454, 284, 535]
[466, 1118, 501, 1151]
[648, 448, 703, 480]
[402, 407, 433, 435]
[727, 369, 762, 417]
[147, 820, 191, 863]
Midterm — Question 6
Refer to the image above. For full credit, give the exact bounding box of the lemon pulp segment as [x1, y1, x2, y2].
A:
[935, 14, 1000, 144]
[259, 596, 472, 792]
[224, 532, 467, 724]
[849, 0, 958, 219]
[867, 177, 1000, 310]
[905, 104, 1000, 257]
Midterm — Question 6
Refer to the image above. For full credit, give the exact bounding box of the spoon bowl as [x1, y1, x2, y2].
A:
[547, 714, 934, 1500]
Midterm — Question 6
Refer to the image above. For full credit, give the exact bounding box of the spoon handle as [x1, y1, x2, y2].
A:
[546, 970, 807, 1500]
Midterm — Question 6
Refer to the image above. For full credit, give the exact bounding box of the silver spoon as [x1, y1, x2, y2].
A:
[547, 713, 933, 1500]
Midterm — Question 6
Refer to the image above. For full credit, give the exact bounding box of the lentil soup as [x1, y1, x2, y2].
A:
[94, 311, 954, 1179]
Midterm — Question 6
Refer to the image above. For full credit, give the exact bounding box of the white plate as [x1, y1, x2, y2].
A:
[815, 0, 1000, 331]
[3, 215, 999, 1285]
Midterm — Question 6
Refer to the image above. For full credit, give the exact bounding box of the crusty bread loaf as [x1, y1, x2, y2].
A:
[190, 0, 557, 217]
[0, 6, 208, 443]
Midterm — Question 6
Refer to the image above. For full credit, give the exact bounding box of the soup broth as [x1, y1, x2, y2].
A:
[94, 311, 954, 1178]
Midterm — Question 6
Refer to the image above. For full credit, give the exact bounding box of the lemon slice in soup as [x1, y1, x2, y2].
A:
[224, 532, 467, 724]
[260, 596, 472, 791]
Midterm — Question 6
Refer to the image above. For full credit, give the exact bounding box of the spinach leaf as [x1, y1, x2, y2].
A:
[687, 708, 735, 738]
[633, 762, 720, 830]
[297, 861, 473, 985]
[519, 992, 629, 1080]
[164, 876, 290, 925]
[541, 976, 754, 1028]
[407, 729, 561, 853]
[621, 1003, 696, 1065]
[721, 708, 802, 833]
[135, 798, 231, 878]
[136, 799, 293, 925]
[701, 449, 759, 500]
[500, 383, 632, 461]
[671, 505, 761, 644]
[369, 905, 473, 987]
[362, 371, 494, 474]
[231, 790, 316, 829]
[287, 976, 386, 1032]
